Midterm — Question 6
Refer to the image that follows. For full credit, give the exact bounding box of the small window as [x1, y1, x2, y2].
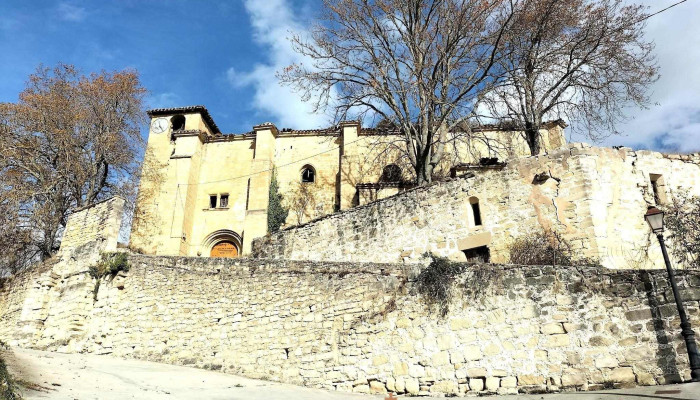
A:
[171, 114, 186, 131]
[209, 195, 217, 209]
[245, 179, 251, 210]
[470, 197, 482, 226]
[380, 164, 402, 182]
[301, 165, 316, 183]
[650, 174, 667, 205]
[219, 194, 229, 208]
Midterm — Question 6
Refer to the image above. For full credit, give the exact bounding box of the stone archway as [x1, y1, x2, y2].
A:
[202, 230, 242, 258]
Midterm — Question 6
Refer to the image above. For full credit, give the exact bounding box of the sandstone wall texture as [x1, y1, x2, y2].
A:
[2, 251, 700, 396]
[252, 144, 700, 270]
[0, 197, 124, 346]
[60, 197, 124, 252]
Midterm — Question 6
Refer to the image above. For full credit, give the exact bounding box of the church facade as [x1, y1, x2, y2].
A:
[129, 105, 566, 257]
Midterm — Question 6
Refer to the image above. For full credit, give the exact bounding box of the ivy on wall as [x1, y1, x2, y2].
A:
[267, 169, 289, 233]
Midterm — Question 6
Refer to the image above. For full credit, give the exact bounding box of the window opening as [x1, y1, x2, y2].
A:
[301, 165, 316, 183]
[469, 197, 482, 226]
[649, 174, 667, 205]
[245, 179, 251, 210]
[380, 164, 402, 182]
[219, 194, 229, 208]
[171, 114, 186, 131]
[463, 246, 490, 263]
[209, 195, 217, 209]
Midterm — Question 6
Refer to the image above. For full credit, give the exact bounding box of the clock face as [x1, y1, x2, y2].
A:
[151, 118, 169, 134]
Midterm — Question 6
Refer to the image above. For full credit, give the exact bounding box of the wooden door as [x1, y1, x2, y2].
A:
[210, 241, 239, 258]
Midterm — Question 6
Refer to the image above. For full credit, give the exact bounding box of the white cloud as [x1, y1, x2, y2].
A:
[57, 2, 87, 22]
[595, 0, 700, 152]
[149, 92, 181, 109]
[229, 0, 332, 129]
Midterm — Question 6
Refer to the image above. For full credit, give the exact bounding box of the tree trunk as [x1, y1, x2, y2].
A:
[525, 125, 542, 156]
[415, 158, 433, 185]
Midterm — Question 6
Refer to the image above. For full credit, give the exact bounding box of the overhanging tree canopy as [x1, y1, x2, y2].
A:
[279, 0, 516, 184]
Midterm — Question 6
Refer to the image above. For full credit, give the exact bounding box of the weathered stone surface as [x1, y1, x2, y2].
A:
[485, 377, 500, 391]
[430, 380, 457, 394]
[595, 356, 619, 368]
[541, 323, 565, 335]
[463, 345, 482, 361]
[610, 367, 636, 383]
[636, 372, 656, 386]
[405, 379, 420, 395]
[469, 378, 484, 391]
[546, 334, 570, 347]
[466, 368, 488, 378]
[501, 376, 517, 388]
[518, 375, 545, 385]
[561, 371, 586, 387]
[369, 380, 386, 394]
[431, 351, 450, 366]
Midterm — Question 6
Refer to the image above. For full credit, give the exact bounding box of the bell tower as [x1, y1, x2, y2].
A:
[130, 106, 219, 255]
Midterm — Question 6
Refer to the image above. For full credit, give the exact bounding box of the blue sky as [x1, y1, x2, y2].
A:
[1, 0, 698, 152]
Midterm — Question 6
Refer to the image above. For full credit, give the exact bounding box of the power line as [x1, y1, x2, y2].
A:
[173, 134, 372, 186]
[642, 0, 689, 22]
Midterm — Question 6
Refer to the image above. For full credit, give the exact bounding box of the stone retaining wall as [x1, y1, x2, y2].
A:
[253, 144, 700, 270]
[2, 252, 700, 396]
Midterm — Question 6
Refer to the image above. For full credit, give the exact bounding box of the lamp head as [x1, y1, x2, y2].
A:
[645, 206, 664, 234]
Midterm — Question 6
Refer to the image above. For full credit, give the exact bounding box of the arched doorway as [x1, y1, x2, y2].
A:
[210, 241, 239, 258]
[202, 230, 242, 258]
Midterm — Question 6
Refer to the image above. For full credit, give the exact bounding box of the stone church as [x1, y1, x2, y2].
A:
[130, 105, 566, 257]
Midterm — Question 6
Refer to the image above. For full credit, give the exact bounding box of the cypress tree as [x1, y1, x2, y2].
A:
[267, 169, 288, 233]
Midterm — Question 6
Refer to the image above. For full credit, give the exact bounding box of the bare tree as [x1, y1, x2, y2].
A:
[0, 64, 146, 274]
[664, 193, 700, 269]
[287, 181, 321, 225]
[279, 0, 515, 184]
[478, 0, 659, 155]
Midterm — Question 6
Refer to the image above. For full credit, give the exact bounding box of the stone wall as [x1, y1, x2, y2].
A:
[0, 197, 124, 347]
[2, 251, 700, 396]
[60, 197, 125, 252]
[253, 144, 700, 270]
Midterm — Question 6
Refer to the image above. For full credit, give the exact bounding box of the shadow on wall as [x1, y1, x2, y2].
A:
[642, 272, 682, 383]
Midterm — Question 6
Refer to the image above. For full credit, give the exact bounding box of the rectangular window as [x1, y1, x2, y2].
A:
[219, 194, 229, 208]
[245, 179, 251, 210]
[463, 246, 490, 263]
[650, 174, 667, 205]
[471, 202, 482, 226]
[209, 195, 217, 209]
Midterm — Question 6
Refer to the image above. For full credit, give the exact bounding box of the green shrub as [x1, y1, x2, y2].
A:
[415, 255, 465, 317]
[89, 253, 129, 280]
[267, 169, 289, 233]
[89, 253, 130, 301]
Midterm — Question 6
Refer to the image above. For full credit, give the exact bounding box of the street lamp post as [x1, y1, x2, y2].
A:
[645, 206, 700, 382]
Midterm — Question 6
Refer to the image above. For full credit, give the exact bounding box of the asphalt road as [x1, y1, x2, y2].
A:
[4, 347, 700, 400]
